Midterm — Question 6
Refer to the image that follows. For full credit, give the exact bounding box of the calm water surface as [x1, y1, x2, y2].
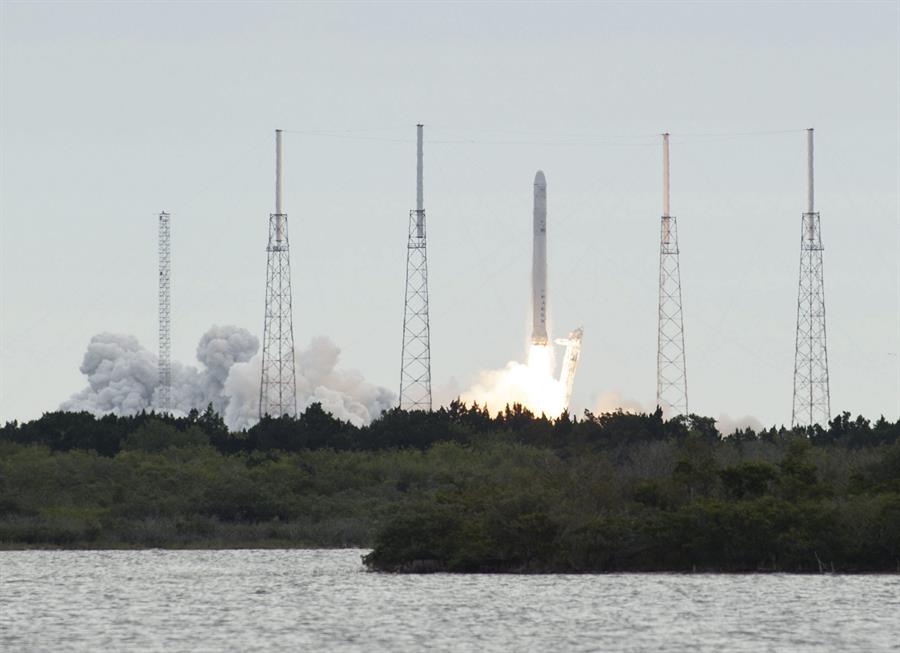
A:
[1, 549, 897, 652]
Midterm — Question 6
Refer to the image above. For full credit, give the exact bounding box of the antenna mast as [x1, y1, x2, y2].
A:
[399, 124, 433, 410]
[260, 129, 298, 418]
[656, 133, 689, 416]
[792, 128, 831, 427]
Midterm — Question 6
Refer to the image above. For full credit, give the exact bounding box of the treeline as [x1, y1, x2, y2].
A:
[0, 405, 898, 573]
[2, 402, 898, 456]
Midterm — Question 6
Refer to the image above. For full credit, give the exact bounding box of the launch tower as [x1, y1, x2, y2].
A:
[656, 133, 689, 416]
[791, 128, 830, 427]
[399, 124, 432, 410]
[158, 211, 171, 412]
[259, 129, 298, 418]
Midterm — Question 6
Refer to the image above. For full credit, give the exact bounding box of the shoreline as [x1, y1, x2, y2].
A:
[0, 541, 351, 552]
[0, 541, 900, 577]
[3, 544, 898, 575]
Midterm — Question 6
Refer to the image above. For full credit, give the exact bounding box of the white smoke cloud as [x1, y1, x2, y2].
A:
[715, 413, 764, 435]
[593, 391, 645, 415]
[194, 325, 259, 415]
[221, 337, 395, 430]
[63, 333, 158, 415]
[61, 327, 394, 430]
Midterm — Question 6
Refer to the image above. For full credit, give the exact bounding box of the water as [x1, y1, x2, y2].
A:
[1, 549, 897, 652]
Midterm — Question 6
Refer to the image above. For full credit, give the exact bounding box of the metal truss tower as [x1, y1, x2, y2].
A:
[399, 124, 432, 410]
[792, 128, 830, 427]
[657, 133, 689, 417]
[158, 211, 172, 412]
[259, 129, 297, 419]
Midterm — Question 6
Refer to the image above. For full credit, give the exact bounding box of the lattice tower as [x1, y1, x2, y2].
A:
[158, 211, 171, 412]
[792, 128, 831, 427]
[260, 129, 297, 418]
[657, 133, 689, 416]
[399, 124, 432, 410]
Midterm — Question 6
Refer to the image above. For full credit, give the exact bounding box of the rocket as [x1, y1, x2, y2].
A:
[531, 170, 548, 346]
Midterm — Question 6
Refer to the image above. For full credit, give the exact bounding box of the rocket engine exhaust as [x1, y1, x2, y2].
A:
[531, 170, 548, 346]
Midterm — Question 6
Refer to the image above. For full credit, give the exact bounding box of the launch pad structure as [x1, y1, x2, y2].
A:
[140, 122, 842, 428]
[158, 211, 171, 412]
[399, 124, 433, 410]
[656, 133, 689, 417]
[792, 128, 830, 427]
[259, 129, 298, 419]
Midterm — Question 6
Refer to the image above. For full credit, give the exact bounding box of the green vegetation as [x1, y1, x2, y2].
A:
[1, 404, 898, 572]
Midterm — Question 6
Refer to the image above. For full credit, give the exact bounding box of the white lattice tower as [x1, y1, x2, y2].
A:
[656, 133, 689, 416]
[399, 124, 432, 410]
[259, 129, 297, 418]
[792, 128, 831, 427]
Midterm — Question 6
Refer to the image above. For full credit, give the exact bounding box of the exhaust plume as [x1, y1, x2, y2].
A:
[461, 344, 567, 417]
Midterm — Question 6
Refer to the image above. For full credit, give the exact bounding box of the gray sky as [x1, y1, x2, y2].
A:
[1, 1, 898, 427]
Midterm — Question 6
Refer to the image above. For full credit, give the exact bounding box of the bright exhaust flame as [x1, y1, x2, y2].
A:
[461, 344, 566, 417]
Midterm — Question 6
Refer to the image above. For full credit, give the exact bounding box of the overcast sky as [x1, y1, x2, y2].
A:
[1, 1, 898, 427]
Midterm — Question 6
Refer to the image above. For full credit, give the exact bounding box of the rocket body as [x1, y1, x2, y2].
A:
[532, 170, 548, 345]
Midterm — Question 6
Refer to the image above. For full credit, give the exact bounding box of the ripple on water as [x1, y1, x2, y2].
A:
[0, 550, 898, 652]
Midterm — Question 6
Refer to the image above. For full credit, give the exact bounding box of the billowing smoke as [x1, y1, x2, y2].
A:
[63, 333, 160, 415]
[62, 326, 394, 430]
[220, 336, 395, 430]
[194, 325, 260, 415]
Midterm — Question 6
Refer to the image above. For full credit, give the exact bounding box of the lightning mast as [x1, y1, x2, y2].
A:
[259, 129, 297, 418]
[656, 133, 689, 416]
[792, 128, 831, 427]
[399, 124, 432, 410]
[158, 211, 171, 412]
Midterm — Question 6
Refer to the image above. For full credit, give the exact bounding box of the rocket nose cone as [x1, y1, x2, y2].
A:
[534, 170, 546, 187]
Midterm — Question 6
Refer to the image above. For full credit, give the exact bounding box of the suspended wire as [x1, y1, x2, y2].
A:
[671, 128, 807, 145]
[678, 128, 805, 137]
[281, 129, 410, 143]
[282, 127, 806, 147]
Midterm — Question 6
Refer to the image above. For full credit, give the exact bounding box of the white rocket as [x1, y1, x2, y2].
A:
[532, 170, 548, 346]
